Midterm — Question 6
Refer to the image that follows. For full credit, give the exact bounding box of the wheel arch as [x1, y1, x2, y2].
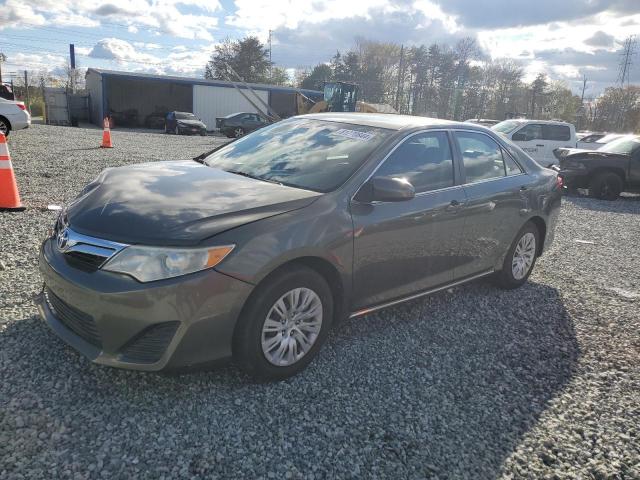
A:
[527, 215, 547, 257]
[0, 115, 12, 132]
[589, 167, 626, 183]
[236, 255, 348, 333]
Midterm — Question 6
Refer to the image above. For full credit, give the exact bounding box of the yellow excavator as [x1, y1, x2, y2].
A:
[296, 81, 396, 115]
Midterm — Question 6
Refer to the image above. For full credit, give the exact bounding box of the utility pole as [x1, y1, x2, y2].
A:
[395, 44, 404, 112]
[580, 75, 587, 102]
[617, 35, 636, 87]
[0, 53, 6, 84]
[69, 43, 76, 93]
[268, 30, 273, 79]
[24, 70, 30, 112]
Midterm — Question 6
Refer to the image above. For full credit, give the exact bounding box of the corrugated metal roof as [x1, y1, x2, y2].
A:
[86, 68, 322, 96]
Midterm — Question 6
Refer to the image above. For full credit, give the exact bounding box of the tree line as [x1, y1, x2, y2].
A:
[206, 36, 640, 133]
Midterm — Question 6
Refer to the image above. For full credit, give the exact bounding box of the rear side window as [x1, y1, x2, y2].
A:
[543, 125, 570, 141]
[456, 132, 508, 183]
[375, 131, 454, 193]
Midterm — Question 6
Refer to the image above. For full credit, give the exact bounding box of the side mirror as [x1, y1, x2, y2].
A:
[355, 176, 415, 203]
[512, 132, 527, 141]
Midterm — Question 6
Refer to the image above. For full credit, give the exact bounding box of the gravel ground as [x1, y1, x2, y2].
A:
[1, 124, 639, 479]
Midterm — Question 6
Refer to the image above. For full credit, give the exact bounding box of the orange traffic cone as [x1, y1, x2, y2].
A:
[0, 132, 25, 211]
[100, 117, 113, 148]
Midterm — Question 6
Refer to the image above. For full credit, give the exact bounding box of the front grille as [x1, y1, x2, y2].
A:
[119, 322, 180, 364]
[45, 288, 102, 348]
[64, 251, 108, 272]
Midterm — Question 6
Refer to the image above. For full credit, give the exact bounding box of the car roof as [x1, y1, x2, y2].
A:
[500, 118, 574, 126]
[298, 113, 459, 131]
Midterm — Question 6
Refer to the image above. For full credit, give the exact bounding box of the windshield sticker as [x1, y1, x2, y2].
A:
[334, 129, 375, 141]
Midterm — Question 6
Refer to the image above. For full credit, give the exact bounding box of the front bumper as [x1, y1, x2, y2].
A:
[36, 238, 253, 371]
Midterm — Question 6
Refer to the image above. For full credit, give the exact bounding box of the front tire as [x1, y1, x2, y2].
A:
[233, 127, 245, 138]
[493, 222, 539, 290]
[233, 266, 334, 380]
[589, 172, 622, 200]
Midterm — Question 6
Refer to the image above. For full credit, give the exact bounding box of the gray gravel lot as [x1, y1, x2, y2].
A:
[1, 124, 639, 479]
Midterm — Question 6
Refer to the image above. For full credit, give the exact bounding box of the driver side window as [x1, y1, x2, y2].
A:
[515, 124, 543, 141]
[374, 131, 454, 193]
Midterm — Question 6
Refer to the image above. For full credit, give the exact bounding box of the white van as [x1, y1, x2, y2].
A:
[492, 119, 577, 166]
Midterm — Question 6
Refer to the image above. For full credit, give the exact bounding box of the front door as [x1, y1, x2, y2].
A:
[452, 130, 528, 278]
[351, 131, 467, 310]
[512, 123, 546, 163]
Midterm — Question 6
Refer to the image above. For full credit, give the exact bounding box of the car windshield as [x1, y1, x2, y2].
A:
[175, 112, 197, 120]
[204, 118, 392, 192]
[492, 120, 524, 134]
[598, 136, 640, 155]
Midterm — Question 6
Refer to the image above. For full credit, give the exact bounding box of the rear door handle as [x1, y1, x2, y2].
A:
[536, 144, 545, 147]
[519, 186, 528, 192]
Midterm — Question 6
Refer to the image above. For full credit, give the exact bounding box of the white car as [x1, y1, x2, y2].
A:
[0, 98, 31, 136]
[576, 133, 626, 151]
[492, 119, 577, 166]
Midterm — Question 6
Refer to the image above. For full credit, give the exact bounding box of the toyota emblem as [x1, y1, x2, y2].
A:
[57, 228, 69, 251]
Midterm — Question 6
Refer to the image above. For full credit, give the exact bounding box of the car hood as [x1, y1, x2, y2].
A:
[67, 161, 321, 245]
[177, 119, 206, 128]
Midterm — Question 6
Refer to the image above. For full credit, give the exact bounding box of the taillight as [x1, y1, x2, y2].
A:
[17, 103, 26, 111]
[556, 175, 563, 189]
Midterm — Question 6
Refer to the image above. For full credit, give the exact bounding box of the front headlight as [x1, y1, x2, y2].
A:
[102, 245, 235, 282]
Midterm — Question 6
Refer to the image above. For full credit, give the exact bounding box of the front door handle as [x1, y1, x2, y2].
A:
[519, 186, 528, 191]
[536, 144, 545, 147]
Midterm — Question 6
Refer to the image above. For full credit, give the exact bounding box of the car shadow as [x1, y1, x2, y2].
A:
[1, 280, 578, 478]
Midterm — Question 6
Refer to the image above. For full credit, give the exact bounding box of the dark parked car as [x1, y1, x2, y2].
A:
[557, 135, 640, 200]
[216, 112, 269, 138]
[165, 111, 207, 135]
[36, 114, 561, 380]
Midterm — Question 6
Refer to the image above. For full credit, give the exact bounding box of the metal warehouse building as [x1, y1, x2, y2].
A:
[85, 68, 322, 129]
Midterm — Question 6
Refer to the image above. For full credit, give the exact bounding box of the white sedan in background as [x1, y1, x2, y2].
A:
[0, 98, 31, 136]
[576, 133, 627, 150]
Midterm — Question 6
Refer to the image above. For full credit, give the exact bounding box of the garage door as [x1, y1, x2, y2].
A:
[193, 85, 269, 131]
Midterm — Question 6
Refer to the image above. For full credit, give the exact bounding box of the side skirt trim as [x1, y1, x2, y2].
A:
[348, 269, 494, 319]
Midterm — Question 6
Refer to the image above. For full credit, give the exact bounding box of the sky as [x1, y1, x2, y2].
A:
[0, 0, 638, 97]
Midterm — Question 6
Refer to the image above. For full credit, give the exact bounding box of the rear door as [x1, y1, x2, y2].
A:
[543, 124, 573, 164]
[351, 130, 467, 309]
[512, 123, 546, 163]
[453, 130, 528, 278]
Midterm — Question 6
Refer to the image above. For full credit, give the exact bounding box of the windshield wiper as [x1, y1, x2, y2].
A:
[225, 170, 283, 186]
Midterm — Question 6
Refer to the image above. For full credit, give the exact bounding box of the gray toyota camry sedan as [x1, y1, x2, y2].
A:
[37, 113, 561, 380]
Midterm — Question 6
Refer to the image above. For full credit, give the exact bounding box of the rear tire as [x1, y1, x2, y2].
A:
[589, 172, 622, 200]
[233, 266, 334, 381]
[233, 127, 245, 138]
[0, 116, 10, 137]
[493, 221, 539, 290]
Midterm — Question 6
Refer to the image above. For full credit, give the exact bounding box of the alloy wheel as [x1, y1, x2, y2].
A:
[512, 232, 536, 280]
[0, 120, 8, 135]
[261, 287, 323, 367]
[234, 128, 244, 138]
